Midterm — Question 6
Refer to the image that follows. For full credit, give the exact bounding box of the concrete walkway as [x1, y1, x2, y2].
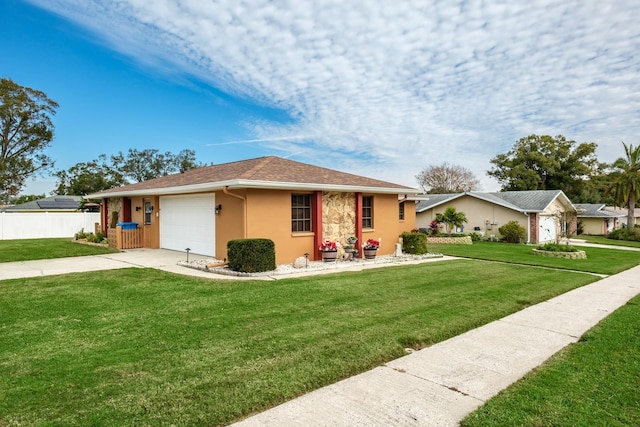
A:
[566, 238, 640, 251]
[0, 248, 215, 281]
[232, 264, 640, 426]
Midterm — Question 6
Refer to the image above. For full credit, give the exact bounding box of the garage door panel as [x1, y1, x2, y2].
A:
[160, 194, 215, 256]
[539, 215, 556, 243]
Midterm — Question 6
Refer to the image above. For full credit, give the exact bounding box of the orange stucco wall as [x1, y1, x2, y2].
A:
[110, 189, 415, 265]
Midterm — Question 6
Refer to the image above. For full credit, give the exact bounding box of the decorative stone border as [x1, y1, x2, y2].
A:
[427, 236, 473, 245]
[532, 249, 587, 259]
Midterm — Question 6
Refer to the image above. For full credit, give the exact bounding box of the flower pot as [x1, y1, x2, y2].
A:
[321, 250, 338, 262]
[363, 248, 377, 259]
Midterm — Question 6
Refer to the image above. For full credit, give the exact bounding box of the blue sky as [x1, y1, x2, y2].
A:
[3, 1, 640, 195]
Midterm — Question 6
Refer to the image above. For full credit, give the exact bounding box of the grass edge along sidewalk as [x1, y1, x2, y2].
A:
[428, 240, 640, 275]
[0, 261, 598, 426]
[461, 294, 640, 427]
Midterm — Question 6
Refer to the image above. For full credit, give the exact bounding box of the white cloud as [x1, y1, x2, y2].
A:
[30, 0, 640, 190]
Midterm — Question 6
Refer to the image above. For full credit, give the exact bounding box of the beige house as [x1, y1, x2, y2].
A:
[416, 190, 577, 243]
[89, 156, 418, 264]
[575, 204, 622, 235]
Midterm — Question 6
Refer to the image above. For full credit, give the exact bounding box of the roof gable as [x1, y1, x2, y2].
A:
[90, 156, 417, 198]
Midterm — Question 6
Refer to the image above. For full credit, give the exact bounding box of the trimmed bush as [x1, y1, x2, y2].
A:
[608, 227, 640, 241]
[498, 220, 526, 243]
[468, 232, 483, 242]
[400, 232, 429, 254]
[227, 239, 276, 273]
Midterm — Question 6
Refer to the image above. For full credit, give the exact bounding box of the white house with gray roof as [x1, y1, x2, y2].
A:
[575, 204, 622, 235]
[415, 190, 577, 243]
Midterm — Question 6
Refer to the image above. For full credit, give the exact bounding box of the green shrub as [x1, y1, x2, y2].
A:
[468, 232, 483, 242]
[400, 232, 428, 254]
[538, 243, 578, 252]
[85, 233, 96, 243]
[607, 227, 640, 241]
[75, 228, 87, 240]
[227, 239, 276, 273]
[498, 220, 526, 243]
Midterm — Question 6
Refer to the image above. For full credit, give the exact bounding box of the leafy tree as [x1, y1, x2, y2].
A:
[488, 135, 598, 200]
[111, 148, 201, 183]
[7, 193, 45, 205]
[416, 162, 480, 193]
[54, 154, 126, 195]
[607, 142, 640, 228]
[0, 78, 58, 201]
[435, 206, 468, 234]
[54, 149, 203, 195]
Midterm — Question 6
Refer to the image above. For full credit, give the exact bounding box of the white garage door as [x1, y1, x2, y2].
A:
[160, 194, 215, 256]
[538, 215, 556, 243]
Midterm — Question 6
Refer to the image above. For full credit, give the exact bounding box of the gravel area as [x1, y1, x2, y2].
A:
[178, 253, 444, 278]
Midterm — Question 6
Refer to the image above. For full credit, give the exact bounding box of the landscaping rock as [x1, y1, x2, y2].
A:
[292, 256, 308, 268]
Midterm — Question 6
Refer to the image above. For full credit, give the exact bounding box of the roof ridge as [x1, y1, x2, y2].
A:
[238, 156, 275, 179]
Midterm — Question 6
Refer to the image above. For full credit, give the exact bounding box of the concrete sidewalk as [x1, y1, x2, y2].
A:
[232, 264, 640, 426]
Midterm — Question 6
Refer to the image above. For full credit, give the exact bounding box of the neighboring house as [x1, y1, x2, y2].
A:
[2, 195, 89, 212]
[415, 190, 577, 243]
[0, 195, 100, 240]
[602, 206, 640, 227]
[89, 156, 418, 263]
[575, 204, 622, 235]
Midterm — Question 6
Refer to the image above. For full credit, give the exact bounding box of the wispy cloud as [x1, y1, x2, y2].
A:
[30, 0, 640, 189]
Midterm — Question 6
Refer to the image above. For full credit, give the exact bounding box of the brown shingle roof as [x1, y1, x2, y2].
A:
[91, 156, 416, 197]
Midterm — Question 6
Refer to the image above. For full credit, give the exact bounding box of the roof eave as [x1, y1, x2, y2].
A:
[89, 179, 418, 198]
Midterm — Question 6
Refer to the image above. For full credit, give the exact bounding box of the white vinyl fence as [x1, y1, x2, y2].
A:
[0, 212, 101, 240]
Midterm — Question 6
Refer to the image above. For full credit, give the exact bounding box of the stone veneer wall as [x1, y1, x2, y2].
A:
[322, 192, 356, 254]
[106, 198, 122, 227]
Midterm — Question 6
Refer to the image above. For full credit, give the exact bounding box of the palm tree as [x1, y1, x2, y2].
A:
[435, 206, 468, 234]
[608, 142, 640, 228]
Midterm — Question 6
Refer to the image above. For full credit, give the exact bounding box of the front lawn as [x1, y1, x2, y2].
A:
[461, 295, 640, 427]
[0, 261, 597, 426]
[429, 241, 640, 275]
[0, 238, 117, 262]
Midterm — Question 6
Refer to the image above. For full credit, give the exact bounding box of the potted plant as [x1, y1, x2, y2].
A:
[346, 236, 358, 245]
[363, 238, 380, 259]
[319, 240, 338, 262]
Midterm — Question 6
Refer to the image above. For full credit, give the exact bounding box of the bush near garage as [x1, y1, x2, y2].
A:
[498, 220, 527, 243]
[227, 238, 276, 273]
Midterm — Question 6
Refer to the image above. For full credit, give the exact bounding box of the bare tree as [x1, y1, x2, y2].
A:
[416, 162, 480, 193]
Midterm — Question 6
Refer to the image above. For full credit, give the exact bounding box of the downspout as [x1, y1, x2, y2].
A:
[223, 186, 247, 238]
[525, 212, 530, 244]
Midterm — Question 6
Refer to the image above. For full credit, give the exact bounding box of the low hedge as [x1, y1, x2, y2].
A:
[227, 238, 276, 273]
[401, 232, 429, 254]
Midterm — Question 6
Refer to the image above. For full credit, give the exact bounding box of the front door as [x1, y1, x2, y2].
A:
[143, 197, 159, 248]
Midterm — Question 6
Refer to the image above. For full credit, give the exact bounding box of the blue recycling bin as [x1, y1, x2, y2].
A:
[116, 222, 138, 230]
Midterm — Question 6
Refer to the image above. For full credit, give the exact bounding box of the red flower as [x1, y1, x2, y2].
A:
[319, 240, 337, 251]
[363, 238, 380, 249]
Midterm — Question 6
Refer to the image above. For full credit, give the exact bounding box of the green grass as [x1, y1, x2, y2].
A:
[0, 261, 597, 426]
[429, 241, 640, 275]
[461, 295, 640, 427]
[578, 234, 640, 248]
[0, 238, 117, 262]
